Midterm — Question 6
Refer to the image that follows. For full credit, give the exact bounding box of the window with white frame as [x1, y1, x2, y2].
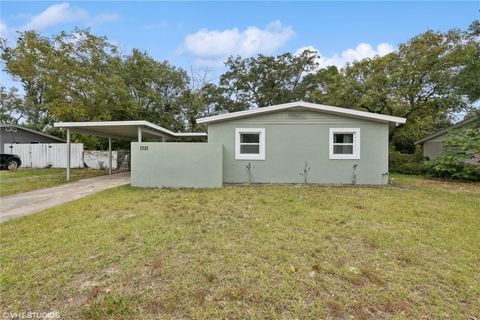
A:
[235, 128, 265, 160]
[329, 128, 360, 159]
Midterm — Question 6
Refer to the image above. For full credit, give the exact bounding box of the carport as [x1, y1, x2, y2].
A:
[53, 121, 207, 181]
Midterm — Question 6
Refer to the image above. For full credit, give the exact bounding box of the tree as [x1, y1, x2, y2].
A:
[426, 119, 480, 181]
[1, 32, 53, 129]
[309, 26, 478, 152]
[217, 50, 320, 111]
[121, 49, 189, 130]
[46, 29, 133, 122]
[453, 20, 480, 102]
[1, 29, 194, 132]
[306, 65, 344, 106]
[0, 87, 25, 123]
[177, 67, 217, 131]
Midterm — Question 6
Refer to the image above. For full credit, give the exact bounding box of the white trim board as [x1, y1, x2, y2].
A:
[329, 128, 361, 160]
[197, 101, 406, 125]
[54, 121, 207, 139]
[235, 128, 266, 161]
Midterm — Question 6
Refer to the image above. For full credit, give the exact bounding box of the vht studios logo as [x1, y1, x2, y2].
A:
[2, 311, 60, 319]
[140, 146, 148, 151]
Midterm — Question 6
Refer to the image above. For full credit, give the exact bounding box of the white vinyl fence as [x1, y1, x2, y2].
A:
[4, 143, 84, 168]
[84, 151, 117, 169]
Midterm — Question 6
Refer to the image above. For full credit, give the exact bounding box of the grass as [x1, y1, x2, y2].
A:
[0, 174, 479, 319]
[0, 168, 106, 196]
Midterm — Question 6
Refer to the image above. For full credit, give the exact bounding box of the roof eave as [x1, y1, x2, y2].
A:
[414, 116, 479, 144]
[2, 124, 66, 142]
[196, 102, 406, 125]
[53, 121, 207, 139]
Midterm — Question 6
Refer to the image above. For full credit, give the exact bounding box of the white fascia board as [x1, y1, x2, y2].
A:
[54, 121, 144, 126]
[54, 121, 206, 138]
[174, 132, 208, 137]
[196, 101, 407, 125]
[54, 121, 148, 128]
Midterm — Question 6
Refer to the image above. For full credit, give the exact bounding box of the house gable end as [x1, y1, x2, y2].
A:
[197, 101, 406, 125]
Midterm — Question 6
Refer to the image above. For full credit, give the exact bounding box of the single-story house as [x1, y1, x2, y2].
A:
[415, 116, 479, 160]
[130, 101, 406, 187]
[0, 124, 65, 154]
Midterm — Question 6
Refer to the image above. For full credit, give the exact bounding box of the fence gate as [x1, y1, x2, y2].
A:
[4, 143, 84, 168]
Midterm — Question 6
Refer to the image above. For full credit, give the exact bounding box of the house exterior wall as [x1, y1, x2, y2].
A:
[207, 110, 390, 185]
[422, 135, 446, 160]
[0, 127, 63, 154]
[421, 121, 478, 160]
[131, 142, 223, 188]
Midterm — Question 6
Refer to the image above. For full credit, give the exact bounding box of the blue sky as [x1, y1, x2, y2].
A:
[1, 1, 478, 87]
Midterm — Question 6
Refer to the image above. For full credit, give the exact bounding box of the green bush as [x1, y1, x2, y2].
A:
[426, 155, 480, 181]
[425, 126, 480, 181]
[389, 148, 426, 175]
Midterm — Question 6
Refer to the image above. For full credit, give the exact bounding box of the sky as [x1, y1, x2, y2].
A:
[1, 1, 479, 88]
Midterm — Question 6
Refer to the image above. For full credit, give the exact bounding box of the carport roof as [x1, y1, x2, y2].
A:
[53, 121, 207, 140]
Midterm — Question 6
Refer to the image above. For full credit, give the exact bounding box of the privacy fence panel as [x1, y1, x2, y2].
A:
[4, 143, 84, 168]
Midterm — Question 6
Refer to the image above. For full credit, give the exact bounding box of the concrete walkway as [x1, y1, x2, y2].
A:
[0, 172, 130, 223]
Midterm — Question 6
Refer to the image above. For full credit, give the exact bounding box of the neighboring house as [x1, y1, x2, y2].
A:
[0, 124, 65, 154]
[131, 101, 406, 186]
[415, 116, 479, 160]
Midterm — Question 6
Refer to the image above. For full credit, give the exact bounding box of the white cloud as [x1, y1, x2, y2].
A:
[183, 20, 295, 59]
[89, 13, 120, 25]
[0, 2, 119, 41]
[0, 20, 9, 37]
[296, 43, 395, 69]
[23, 3, 88, 31]
[0, 20, 17, 41]
[376, 43, 395, 56]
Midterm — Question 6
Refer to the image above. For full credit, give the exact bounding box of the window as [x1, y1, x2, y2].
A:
[235, 128, 265, 160]
[329, 128, 360, 159]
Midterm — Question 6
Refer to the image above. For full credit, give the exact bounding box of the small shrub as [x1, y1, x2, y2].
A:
[351, 164, 358, 184]
[426, 155, 480, 181]
[425, 126, 480, 181]
[299, 161, 311, 184]
[389, 148, 425, 175]
[245, 162, 254, 183]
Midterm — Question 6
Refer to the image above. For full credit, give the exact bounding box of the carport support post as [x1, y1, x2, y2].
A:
[137, 127, 142, 142]
[108, 137, 112, 175]
[66, 128, 71, 181]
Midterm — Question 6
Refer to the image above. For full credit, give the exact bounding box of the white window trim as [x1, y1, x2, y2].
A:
[235, 128, 265, 160]
[329, 128, 360, 160]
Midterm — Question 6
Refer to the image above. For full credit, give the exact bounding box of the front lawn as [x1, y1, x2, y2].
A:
[0, 175, 479, 319]
[0, 168, 105, 196]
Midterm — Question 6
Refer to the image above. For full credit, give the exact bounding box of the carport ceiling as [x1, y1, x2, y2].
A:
[53, 121, 207, 141]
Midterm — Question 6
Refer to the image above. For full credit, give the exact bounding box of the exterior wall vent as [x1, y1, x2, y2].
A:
[288, 111, 307, 119]
[5, 126, 17, 133]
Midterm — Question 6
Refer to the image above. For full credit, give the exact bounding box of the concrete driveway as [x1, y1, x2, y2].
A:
[0, 172, 130, 223]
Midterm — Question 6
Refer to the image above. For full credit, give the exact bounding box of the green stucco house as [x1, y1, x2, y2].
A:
[131, 101, 406, 187]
